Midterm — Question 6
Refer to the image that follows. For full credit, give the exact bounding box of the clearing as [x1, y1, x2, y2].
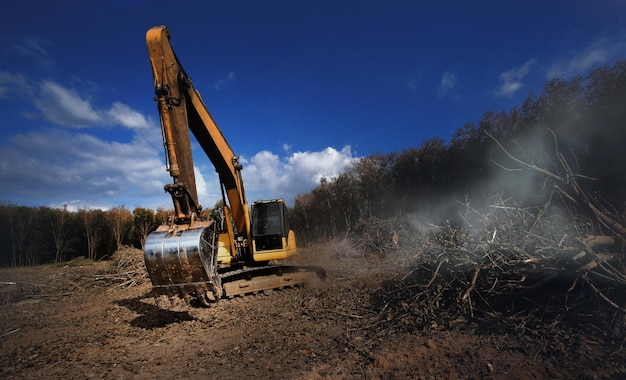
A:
[0, 246, 624, 379]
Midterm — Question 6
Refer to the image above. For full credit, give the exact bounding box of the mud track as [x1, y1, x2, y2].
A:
[0, 247, 623, 379]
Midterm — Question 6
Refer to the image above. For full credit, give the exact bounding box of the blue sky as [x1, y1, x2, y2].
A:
[1, 0, 625, 211]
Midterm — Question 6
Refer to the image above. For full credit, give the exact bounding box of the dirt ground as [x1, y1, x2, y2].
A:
[1, 246, 624, 379]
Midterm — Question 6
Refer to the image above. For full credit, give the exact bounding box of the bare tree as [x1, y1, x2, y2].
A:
[106, 206, 132, 250]
[51, 205, 70, 263]
[79, 208, 105, 261]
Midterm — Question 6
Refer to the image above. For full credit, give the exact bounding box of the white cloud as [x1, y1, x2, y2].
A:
[7, 75, 160, 137]
[494, 59, 536, 98]
[0, 125, 354, 211]
[0, 74, 170, 209]
[547, 35, 626, 78]
[0, 128, 169, 209]
[241, 145, 357, 204]
[164, 145, 358, 209]
[0, 114, 356, 209]
[438, 71, 457, 97]
[34, 80, 103, 127]
[0, 71, 357, 211]
[194, 166, 222, 210]
[107, 102, 152, 130]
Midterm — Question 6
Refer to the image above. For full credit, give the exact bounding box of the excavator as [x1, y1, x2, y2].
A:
[143, 26, 325, 305]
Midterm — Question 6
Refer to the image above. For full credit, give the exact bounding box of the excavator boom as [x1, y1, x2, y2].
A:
[146, 26, 249, 239]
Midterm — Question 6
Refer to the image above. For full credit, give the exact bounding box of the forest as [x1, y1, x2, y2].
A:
[0, 61, 624, 270]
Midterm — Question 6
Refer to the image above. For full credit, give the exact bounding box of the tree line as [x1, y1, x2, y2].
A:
[290, 60, 626, 246]
[0, 205, 171, 266]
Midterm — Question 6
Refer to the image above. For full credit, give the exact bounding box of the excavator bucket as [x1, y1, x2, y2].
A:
[144, 223, 222, 304]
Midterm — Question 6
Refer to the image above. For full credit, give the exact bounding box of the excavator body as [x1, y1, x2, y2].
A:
[143, 26, 324, 305]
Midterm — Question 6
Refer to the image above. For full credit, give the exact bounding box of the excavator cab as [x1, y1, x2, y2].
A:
[251, 200, 290, 251]
[250, 199, 297, 261]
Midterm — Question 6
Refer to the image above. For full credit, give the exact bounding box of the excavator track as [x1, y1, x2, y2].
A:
[150, 264, 326, 305]
[219, 265, 326, 299]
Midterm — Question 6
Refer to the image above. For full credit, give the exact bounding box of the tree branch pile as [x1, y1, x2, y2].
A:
[369, 130, 625, 345]
[96, 246, 148, 288]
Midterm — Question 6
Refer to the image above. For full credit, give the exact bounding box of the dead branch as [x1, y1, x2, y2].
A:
[462, 265, 481, 301]
[485, 130, 564, 183]
[0, 328, 20, 338]
[401, 259, 445, 288]
[488, 128, 626, 240]
[98, 247, 148, 288]
[584, 275, 626, 313]
[587, 202, 626, 236]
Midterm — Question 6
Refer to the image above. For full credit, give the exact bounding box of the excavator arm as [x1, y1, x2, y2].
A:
[146, 26, 251, 249]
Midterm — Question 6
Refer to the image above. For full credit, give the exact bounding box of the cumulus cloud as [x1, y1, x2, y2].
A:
[240, 145, 357, 204]
[437, 71, 457, 97]
[494, 59, 536, 98]
[0, 106, 356, 210]
[194, 165, 222, 209]
[160, 145, 358, 209]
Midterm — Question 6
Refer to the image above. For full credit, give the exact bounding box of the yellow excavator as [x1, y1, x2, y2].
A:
[143, 26, 325, 305]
